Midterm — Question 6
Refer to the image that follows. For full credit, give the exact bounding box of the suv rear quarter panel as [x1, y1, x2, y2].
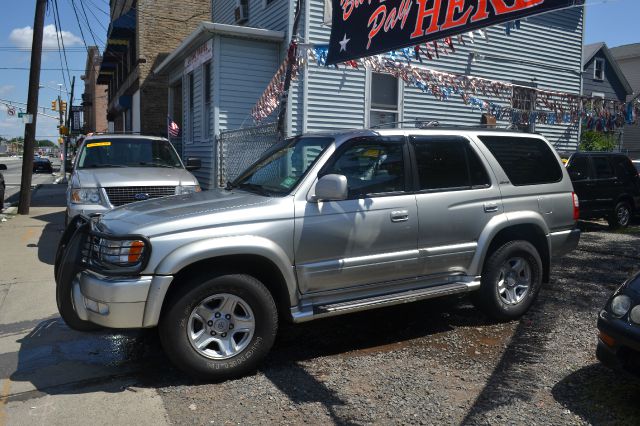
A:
[471, 134, 576, 234]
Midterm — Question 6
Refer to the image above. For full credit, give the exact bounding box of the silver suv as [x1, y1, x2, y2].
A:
[55, 129, 580, 380]
[66, 134, 201, 223]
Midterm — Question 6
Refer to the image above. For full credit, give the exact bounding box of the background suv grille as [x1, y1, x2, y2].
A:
[104, 186, 176, 206]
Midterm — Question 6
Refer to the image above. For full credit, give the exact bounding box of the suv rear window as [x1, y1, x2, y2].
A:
[478, 136, 562, 186]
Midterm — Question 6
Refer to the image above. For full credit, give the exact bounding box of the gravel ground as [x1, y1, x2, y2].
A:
[132, 220, 640, 425]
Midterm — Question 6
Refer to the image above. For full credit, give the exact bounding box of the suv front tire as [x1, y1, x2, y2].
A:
[159, 273, 278, 381]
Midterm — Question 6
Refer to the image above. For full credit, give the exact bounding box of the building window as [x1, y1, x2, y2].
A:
[264, 0, 277, 6]
[369, 73, 400, 128]
[188, 72, 194, 143]
[594, 58, 605, 80]
[512, 86, 536, 111]
[203, 62, 211, 140]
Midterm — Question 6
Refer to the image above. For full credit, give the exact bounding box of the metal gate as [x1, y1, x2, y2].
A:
[217, 122, 280, 187]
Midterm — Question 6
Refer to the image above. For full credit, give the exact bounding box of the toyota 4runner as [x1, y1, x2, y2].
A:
[55, 128, 580, 380]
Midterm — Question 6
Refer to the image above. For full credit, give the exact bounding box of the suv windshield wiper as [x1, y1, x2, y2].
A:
[236, 182, 273, 197]
[137, 162, 176, 168]
[83, 164, 126, 168]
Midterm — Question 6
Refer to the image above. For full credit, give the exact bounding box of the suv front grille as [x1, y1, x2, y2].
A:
[104, 186, 176, 206]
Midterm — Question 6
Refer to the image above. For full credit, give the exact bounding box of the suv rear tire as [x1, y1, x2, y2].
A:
[474, 240, 543, 321]
[159, 273, 278, 381]
[608, 201, 632, 229]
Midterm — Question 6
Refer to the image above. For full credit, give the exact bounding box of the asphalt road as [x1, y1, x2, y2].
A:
[0, 157, 61, 206]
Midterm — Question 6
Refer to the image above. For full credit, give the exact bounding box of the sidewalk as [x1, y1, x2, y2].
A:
[0, 185, 169, 425]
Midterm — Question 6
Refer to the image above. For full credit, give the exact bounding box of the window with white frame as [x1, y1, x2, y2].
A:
[369, 73, 400, 128]
[594, 58, 605, 80]
[203, 62, 211, 140]
[188, 72, 194, 143]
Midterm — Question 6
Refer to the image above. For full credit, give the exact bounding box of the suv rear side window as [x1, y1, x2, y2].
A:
[478, 136, 562, 186]
[567, 156, 591, 181]
[411, 136, 490, 191]
[592, 157, 614, 179]
[610, 156, 634, 180]
[323, 137, 405, 198]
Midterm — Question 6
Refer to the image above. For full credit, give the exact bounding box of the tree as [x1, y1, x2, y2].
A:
[579, 131, 616, 152]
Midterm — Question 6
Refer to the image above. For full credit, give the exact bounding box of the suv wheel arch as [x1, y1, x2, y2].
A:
[478, 223, 550, 284]
[159, 254, 294, 324]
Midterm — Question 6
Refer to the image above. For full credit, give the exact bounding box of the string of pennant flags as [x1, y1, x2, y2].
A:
[252, 30, 640, 130]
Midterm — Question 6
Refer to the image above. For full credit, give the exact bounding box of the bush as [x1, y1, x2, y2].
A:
[580, 130, 616, 151]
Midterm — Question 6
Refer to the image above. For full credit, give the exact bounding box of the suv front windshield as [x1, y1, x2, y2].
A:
[77, 138, 183, 169]
[232, 136, 334, 196]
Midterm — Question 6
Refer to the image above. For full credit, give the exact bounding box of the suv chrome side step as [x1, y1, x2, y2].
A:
[291, 281, 479, 323]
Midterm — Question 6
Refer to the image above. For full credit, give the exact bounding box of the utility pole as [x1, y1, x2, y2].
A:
[62, 76, 75, 182]
[18, 0, 47, 215]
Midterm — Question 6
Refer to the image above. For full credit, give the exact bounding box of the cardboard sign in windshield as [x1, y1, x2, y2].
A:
[326, 0, 584, 65]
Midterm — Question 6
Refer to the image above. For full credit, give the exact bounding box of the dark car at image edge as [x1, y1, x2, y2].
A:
[0, 163, 6, 210]
[597, 271, 640, 376]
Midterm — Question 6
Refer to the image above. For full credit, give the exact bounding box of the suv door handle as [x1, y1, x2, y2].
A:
[484, 202, 499, 213]
[390, 210, 409, 222]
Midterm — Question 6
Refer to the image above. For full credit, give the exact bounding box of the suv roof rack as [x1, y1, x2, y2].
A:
[369, 120, 530, 132]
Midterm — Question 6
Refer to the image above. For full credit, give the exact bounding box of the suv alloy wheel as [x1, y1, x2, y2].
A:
[608, 201, 632, 229]
[474, 240, 543, 321]
[159, 273, 278, 380]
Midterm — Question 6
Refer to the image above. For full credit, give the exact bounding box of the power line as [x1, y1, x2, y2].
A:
[0, 67, 86, 71]
[77, 0, 103, 47]
[81, 0, 110, 17]
[67, 0, 91, 54]
[52, 0, 72, 92]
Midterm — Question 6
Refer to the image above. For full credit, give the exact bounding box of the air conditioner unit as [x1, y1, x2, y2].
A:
[234, 0, 248, 24]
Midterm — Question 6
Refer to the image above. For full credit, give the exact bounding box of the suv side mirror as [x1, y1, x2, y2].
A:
[185, 157, 201, 171]
[65, 159, 73, 172]
[314, 174, 348, 201]
[0, 164, 6, 171]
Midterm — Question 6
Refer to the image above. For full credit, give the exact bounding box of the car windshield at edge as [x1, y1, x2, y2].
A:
[77, 138, 182, 169]
[231, 136, 334, 196]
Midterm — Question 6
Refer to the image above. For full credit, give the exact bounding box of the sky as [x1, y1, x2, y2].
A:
[0, 0, 638, 141]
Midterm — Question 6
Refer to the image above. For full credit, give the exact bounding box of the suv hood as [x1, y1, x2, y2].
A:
[98, 189, 291, 237]
[73, 167, 197, 188]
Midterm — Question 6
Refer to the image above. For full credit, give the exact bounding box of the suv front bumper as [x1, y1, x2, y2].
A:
[57, 215, 173, 329]
[72, 271, 173, 328]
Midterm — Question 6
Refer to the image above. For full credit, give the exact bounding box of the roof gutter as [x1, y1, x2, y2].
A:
[154, 22, 285, 75]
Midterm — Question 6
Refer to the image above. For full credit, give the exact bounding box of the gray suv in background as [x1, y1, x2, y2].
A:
[66, 134, 201, 223]
[55, 128, 580, 380]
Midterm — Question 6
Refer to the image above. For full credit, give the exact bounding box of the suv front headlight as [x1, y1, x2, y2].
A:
[71, 188, 103, 205]
[175, 185, 201, 195]
[98, 238, 146, 266]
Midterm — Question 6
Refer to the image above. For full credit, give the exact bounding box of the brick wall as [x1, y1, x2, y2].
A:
[82, 48, 109, 133]
[137, 0, 211, 135]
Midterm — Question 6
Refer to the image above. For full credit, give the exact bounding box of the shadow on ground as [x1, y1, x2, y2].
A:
[551, 363, 640, 424]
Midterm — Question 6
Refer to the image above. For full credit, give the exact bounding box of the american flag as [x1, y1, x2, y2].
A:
[167, 116, 181, 138]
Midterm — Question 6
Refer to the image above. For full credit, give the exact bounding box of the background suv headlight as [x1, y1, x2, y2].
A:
[71, 188, 103, 204]
[175, 185, 201, 195]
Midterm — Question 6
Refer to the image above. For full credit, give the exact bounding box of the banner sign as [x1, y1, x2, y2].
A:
[326, 0, 583, 65]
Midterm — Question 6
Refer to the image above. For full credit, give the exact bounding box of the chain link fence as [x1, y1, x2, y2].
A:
[217, 122, 280, 187]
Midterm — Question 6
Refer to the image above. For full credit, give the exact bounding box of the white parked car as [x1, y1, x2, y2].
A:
[66, 134, 201, 223]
